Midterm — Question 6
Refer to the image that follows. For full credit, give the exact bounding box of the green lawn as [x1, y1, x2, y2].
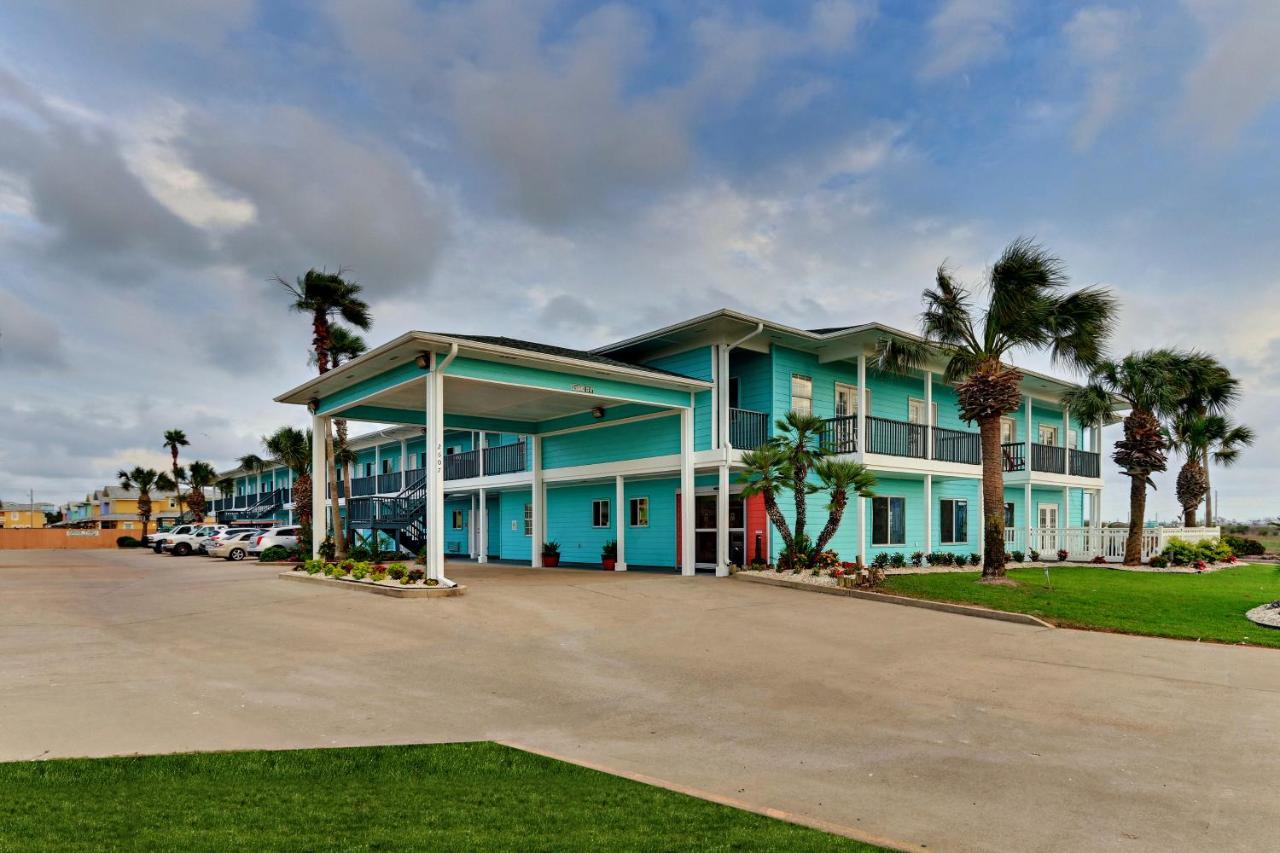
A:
[881, 563, 1280, 648]
[0, 742, 883, 852]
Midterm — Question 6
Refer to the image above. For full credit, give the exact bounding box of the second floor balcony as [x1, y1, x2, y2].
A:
[339, 440, 531, 497]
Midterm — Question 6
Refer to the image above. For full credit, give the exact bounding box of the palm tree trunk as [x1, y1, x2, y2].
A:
[171, 453, 184, 519]
[762, 492, 795, 554]
[1124, 474, 1146, 565]
[792, 465, 807, 552]
[978, 415, 1006, 578]
[1202, 448, 1212, 528]
[813, 490, 846, 554]
[1183, 505, 1197, 528]
[326, 425, 345, 559]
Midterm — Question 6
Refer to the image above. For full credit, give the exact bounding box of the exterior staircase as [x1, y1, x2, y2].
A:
[346, 472, 428, 556]
[217, 489, 286, 525]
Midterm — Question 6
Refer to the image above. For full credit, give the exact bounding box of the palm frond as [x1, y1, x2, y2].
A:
[873, 336, 931, 376]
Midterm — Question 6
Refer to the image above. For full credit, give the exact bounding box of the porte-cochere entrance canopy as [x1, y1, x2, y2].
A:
[275, 332, 712, 583]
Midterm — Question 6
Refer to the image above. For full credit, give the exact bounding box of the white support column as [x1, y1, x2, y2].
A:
[856, 352, 867, 454]
[425, 366, 448, 583]
[531, 436, 543, 567]
[1062, 406, 1070, 448]
[374, 444, 381, 485]
[399, 439, 407, 477]
[468, 493, 476, 558]
[710, 344, 720, 450]
[856, 495, 867, 566]
[1062, 485, 1071, 543]
[477, 487, 488, 564]
[716, 462, 730, 577]
[923, 474, 933, 555]
[614, 475, 627, 572]
[478, 431, 486, 477]
[924, 371, 934, 460]
[680, 406, 696, 576]
[311, 413, 327, 558]
[1024, 481, 1033, 555]
[718, 344, 732, 451]
[1024, 394, 1034, 457]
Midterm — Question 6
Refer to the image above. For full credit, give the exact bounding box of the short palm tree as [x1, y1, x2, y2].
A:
[184, 460, 217, 522]
[739, 444, 797, 556]
[1168, 414, 1254, 526]
[1063, 350, 1203, 564]
[257, 427, 314, 554]
[810, 459, 877, 555]
[768, 411, 829, 555]
[279, 271, 372, 561]
[879, 238, 1116, 577]
[117, 467, 176, 541]
[1169, 357, 1241, 526]
[162, 429, 189, 518]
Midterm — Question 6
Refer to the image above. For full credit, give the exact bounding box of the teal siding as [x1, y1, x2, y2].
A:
[932, 477, 981, 549]
[644, 347, 712, 451]
[771, 346, 844, 420]
[486, 494, 501, 557]
[545, 483, 615, 565]
[626, 478, 678, 567]
[730, 349, 772, 419]
[541, 414, 680, 469]
[444, 496, 470, 556]
[498, 489, 532, 559]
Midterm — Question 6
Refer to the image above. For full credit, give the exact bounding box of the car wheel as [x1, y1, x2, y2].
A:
[173, 542, 191, 557]
[153, 543, 163, 553]
[229, 548, 245, 561]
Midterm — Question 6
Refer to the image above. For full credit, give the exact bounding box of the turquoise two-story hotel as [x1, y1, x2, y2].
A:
[221, 309, 1108, 583]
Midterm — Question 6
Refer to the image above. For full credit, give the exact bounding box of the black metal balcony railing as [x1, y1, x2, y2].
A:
[730, 408, 771, 450]
[865, 416, 927, 458]
[1031, 443, 1066, 474]
[483, 441, 528, 476]
[444, 448, 480, 480]
[819, 414, 858, 454]
[377, 471, 402, 494]
[350, 475, 378, 497]
[1069, 448, 1101, 478]
[1001, 442, 1026, 472]
[932, 426, 981, 465]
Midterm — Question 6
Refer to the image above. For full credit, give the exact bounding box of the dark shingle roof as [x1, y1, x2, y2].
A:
[807, 326, 855, 335]
[441, 334, 698, 381]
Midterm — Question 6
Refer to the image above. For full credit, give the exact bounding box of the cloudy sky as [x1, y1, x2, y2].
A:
[1, 0, 1278, 522]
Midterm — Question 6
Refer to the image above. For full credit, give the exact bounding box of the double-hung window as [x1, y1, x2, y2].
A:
[523, 504, 533, 536]
[451, 510, 464, 530]
[940, 499, 968, 544]
[629, 497, 649, 527]
[790, 374, 813, 415]
[592, 499, 610, 528]
[871, 496, 905, 546]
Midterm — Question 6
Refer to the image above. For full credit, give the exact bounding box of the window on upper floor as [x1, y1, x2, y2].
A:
[382, 459, 392, 474]
[1038, 425, 1058, 446]
[728, 376, 740, 409]
[834, 383, 867, 418]
[790, 374, 812, 415]
[1000, 417, 1018, 444]
[364, 462, 373, 477]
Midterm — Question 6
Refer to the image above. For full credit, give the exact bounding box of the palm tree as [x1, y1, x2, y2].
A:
[249, 427, 314, 554]
[162, 429, 189, 518]
[769, 411, 829, 556]
[278, 271, 372, 560]
[311, 325, 368, 558]
[810, 459, 877, 555]
[1063, 350, 1202, 565]
[739, 444, 797, 556]
[1169, 358, 1240, 526]
[878, 238, 1117, 577]
[1168, 414, 1254, 526]
[117, 467, 176, 541]
[184, 461, 217, 522]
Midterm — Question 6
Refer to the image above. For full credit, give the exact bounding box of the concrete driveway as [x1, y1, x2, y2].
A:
[2, 549, 1277, 852]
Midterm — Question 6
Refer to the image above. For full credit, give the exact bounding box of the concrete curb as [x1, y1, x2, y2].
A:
[277, 571, 465, 598]
[733, 572, 1054, 628]
[497, 740, 923, 852]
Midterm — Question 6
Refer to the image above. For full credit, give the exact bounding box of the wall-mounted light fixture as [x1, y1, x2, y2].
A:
[306, 399, 318, 414]
[591, 406, 605, 419]
[414, 353, 431, 369]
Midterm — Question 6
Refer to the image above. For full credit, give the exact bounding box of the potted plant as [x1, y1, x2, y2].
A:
[542, 540, 561, 567]
[601, 539, 618, 570]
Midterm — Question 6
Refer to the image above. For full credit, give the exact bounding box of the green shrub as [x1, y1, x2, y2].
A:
[1028, 549, 1041, 562]
[408, 567, 425, 583]
[351, 563, 369, 580]
[259, 545, 291, 562]
[1161, 537, 1233, 566]
[1224, 535, 1264, 557]
[370, 569, 388, 582]
[871, 552, 890, 569]
[387, 562, 408, 580]
[303, 559, 325, 575]
[888, 553, 907, 568]
[347, 543, 373, 562]
[969, 552, 981, 566]
[1148, 555, 1169, 568]
[1009, 550, 1025, 564]
[910, 551, 924, 567]
[116, 536, 140, 548]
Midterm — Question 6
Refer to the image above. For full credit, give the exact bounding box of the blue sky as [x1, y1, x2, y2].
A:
[1, 0, 1278, 522]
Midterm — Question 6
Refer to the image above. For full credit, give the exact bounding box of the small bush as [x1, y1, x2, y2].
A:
[116, 536, 140, 548]
[888, 553, 906, 568]
[387, 562, 408, 580]
[303, 559, 325, 575]
[424, 577, 440, 587]
[318, 537, 335, 560]
[969, 552, 981, 566]
[347, 543, 373, 562]
[910, 551, 924, 568]
[1148, 555, 1169, 568]
[370, 568, 388, 582]
[408, 567, 425, 582]
[1224, 535, 1265, 557]
[1009, 550, 1025, 564]
[1056, 549, 1069, 562]
[1028, 549, 1041, 562]
[871, 552, 890, 569]
[259, 545, 291, 562]
[1090, 555, 1107, 564]
[351, 563, 369, 580]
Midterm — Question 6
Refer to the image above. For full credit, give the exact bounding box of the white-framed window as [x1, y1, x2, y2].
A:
[523, 504, 533, 536]
[871, 496, 905, 546]
[790, 374, 813, 414]
[1000, 417, 1018, 444]
[1038, 424, 1058, 446]
[451, 510, 464, 530]
[1068, 428, 1079, 449]
[834, 382, 868, 417]
[592, 499, 610, 528]
[629, 497, 649, 528]
[908, 397, 939, 425]
[940, 499, 968, 544]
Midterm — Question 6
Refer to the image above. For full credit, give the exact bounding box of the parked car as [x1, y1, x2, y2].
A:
[248, 526, 300, 557]
[150, 524, 197, 553]
[200, 527, 260, 555]
[207, 530, 260, 562]
[163, 525, 227, 557]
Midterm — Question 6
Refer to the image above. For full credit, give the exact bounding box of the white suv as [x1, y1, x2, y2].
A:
[151, 524, 196, 553]
[164, 525, 227, 557]
[248, 526, 300, 557]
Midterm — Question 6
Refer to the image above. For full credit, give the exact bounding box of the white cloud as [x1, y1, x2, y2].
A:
[1181, 0, 1280, 146]
[919, 0, 1016, 81]
[1064, 6, 1138, 149]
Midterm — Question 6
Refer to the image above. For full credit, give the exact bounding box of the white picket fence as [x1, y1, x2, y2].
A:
[1004, 526, 1221, 563]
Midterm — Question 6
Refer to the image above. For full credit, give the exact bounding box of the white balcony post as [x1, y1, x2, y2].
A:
[856, 495, 867, 566]
[478, 431, 485, 477]
[1024, 481, 1033, 555]
[1024, 394, 1033, 463]
[716, 462, 730, 577]
[399, 438, 407, 476]
[1062, 485, 1071, 545]
[924, 371, 933, 460]
[614, 475, 627, 571]
[718, 344, 732, 452]
[477, 487, 488, 564]
[1062, 406, 1070, 448]
[425, 365, 447, 582]
[531, 436, 543, 567]
[310, 413, 327, 558]
[680, 405, 696, 576]
[374, 444, 381, 488]
[856, 352, 867, 455]
[923, 473, 933, 554]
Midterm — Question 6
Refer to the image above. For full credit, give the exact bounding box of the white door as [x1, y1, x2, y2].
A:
[832, 383, 860, 452]
[1037, 503, 1059, 552]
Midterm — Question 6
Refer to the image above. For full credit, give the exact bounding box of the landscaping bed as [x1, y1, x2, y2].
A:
[281, 558, 462, 596]
[0, 743, 881, 851]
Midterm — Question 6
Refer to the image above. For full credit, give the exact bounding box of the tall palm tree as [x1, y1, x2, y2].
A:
[878, 238, 1117, 577]
[1168, 414, 1254, 526]
[184, 460, 217, 522]
[1169, 358, 1240, 526]
[251, 427, 314, 554]
[1063, 350, 1202, 564]
[768, 411, 829, 555]
[162, 429, 189, 518]
[310, 325, 368, 558]
[810, 459, 877, 555]
[278, 271, 372, 560]
[117, 467, 176, 542]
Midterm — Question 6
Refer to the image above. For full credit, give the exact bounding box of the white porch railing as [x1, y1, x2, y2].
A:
[1003, 526, 1221, 563]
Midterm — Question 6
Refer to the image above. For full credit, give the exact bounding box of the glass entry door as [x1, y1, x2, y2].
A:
[694, 494, 745, 567]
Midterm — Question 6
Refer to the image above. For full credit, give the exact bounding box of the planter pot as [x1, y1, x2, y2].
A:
[602, 558, 617, 571]
[543, 554, 560, 567]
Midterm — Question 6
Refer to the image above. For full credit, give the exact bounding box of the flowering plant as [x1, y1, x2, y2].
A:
[1056, 549, 1069, 562]
[1193, 559, 1208, 572]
